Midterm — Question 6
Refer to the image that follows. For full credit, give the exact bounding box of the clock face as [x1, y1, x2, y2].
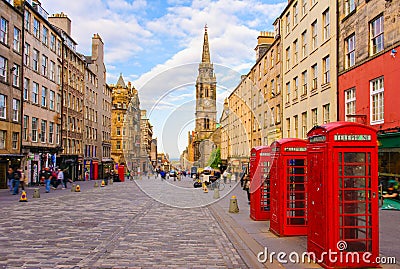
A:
[204, 99, 211, 107]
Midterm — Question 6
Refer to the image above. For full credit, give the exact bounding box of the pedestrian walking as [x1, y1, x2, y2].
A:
[40, 167, 53, 193]
[222, 170, 228, 184]
[57, 168, 66, 189]
[242, 173, 250, 204]
[18, 168, 26, 191]
[7, 167, 14, 192]
[12, 167, 22, 195]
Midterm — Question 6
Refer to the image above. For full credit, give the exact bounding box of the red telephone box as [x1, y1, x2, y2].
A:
[307, 122, 379, 268]
[250, 146, 272, 220]
[118, 165, 125, 182]
[269, 138, 307, 236]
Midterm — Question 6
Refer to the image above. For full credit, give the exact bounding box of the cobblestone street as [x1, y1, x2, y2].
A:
[0, 179, 247, 269]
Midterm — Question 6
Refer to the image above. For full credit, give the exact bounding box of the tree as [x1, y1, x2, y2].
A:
[207, 147, 222, 169]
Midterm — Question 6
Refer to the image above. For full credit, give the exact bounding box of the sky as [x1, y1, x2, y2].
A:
[40, 0, 286, 159]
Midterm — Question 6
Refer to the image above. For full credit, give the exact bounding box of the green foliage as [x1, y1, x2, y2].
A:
[207, 147, 222, 169]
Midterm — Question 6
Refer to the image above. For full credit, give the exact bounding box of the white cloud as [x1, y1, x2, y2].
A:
[40, 0, 286, 158]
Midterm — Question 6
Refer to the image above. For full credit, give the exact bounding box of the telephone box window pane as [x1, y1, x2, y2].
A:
[344, 165, 366, 176]
[344, 178, 366, 188]
[344, 152, 366, 163]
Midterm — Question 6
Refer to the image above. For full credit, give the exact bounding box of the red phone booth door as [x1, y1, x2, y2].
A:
[336, 149, 377, 254]
[284, 156, 307, 234]
[308, 150, 327, 251]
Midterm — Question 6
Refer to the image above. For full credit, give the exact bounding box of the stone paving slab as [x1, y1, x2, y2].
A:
[0, 180, 247, 269]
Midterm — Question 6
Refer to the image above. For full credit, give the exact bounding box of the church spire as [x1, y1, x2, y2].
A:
[201, 25, 210, 63]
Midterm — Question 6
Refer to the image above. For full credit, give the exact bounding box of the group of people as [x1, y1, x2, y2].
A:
[7, 167, 25, 195]
[39, 167, 72, 193]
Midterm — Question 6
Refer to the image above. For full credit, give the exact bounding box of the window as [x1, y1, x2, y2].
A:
[12, 64, 19, 87]
[370, 77, 384, 124]
[286, 118, 291, 138]
[312, 108, 318, 126]
[345, 34, 355, 68]
[56, 124, 60, 144]
[345, 0, 355, 16]
[302, 0, 307, 17]
[116, 127, 121, 136]
[116, 141, 121, 150]
[286, 82, 291, 103]
[41, 55, 48, 76]
[268, 108, 274, 126]
[276, 75, 281, 94]
[24, 42, 30, 66]
[301, 31, 307, 58]
[57, 65, 61, 84]
[312, 64, 318, 90]
[271, 79, 275, 96]
[293, 39, 298, 64]
[12, 99, 19, 122]
[50, 61, 55, 81]
[0, 17, 8, 44]
[0, 94, 6, 119]
[302, 112, 307, 139]
[50, 33, 56, 51]
[42, 26, 48, 46]
[41, 120, 47, 143]
[23, 78, 29, 100]
[0, 130, 5, 149]
[56, 39, 62, 56]
[294, 115, 298, 137]
[56, 93, 61, 113]
[204, 118, 210, 129]
[13, 27, 21, 52]
[323, 103, 330, 124]
[23, 115, 28, 141]
[311, 20, 318, 50]
[323, 55, 330, 84]
[276, 104, 281, 123]
[286, 46, 291, 70]
[293, 77, 299, 99]
[41, 86, 47, 107]
[49, 90, 55, 110]
[0, 56, 7, 82]
[370, 15, 384, 55]
[33, 49, 39, 72]
[32, 117, 38, 142]
[33, 18, 40, 39]
[24, 11, 31, 32]
[293, 3, 298, 26]
[345, 88, 356, 122]
[32, 82, 39, 104]
[301, 70, 308, 96]
[286, 12, 291, 34]
[323, 8, 330, 41]
[270, 50, 274, 66]
[12, 132, 18, 149]
[49, 122, 54, 144]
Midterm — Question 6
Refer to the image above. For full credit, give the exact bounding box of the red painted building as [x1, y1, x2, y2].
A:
[337, 0, 400, 179]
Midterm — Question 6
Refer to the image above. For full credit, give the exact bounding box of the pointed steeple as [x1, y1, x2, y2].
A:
[116, 73, 126, 88]
[201, 25, 210, 63]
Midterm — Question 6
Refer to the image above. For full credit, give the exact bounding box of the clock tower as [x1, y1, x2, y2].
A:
[195, 25, 217, 139]
[193, 26, 217, 166]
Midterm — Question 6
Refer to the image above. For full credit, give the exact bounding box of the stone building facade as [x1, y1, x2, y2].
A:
[0, 0, 23, 188]
[281, 0, 337, 139]
[49, 12, 85, 181]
